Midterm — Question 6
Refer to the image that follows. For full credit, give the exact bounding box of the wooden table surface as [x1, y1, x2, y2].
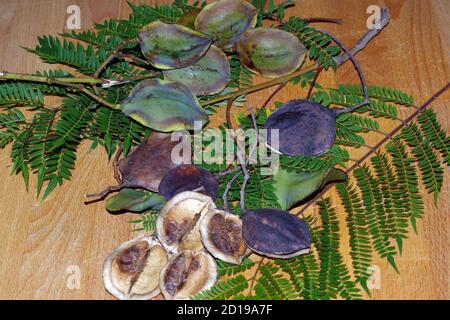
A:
[0, 0, 448, 299]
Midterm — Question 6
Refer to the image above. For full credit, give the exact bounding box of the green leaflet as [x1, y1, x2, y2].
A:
[237, 28, 306, 78]
[106, 188, 166, 212]
[273, 166, 347, 210]
[138, 21, 212, 69]
[120, 78, 209, 132]
[194, 0, 258, 50]
[163, 45, 230, 96]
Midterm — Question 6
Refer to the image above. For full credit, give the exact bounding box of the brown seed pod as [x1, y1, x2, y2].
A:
[242, 208, 311, 258]
[265, 99, 337, 157]
[85, 132, 183, 200]
[158, 164, 219, 201]
[156, 191, 216, 253]
[200, 209, 250, 264]
[103, 235, 168, 300]
[159, 250, 217, 300]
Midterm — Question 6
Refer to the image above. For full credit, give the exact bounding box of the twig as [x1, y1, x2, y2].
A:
[226, 98, 235, 129]
[261, 82, 287, 109]
[222, 170, 242, 211]
[317, 28, 370, 114]
[302, 17, 343, 24]
[113, 146, 123, 183]
[306, 67, 323, 99]
[295, 82, 450, 217]
[84, 184, 125, 201]
[0, 72, 102, 85]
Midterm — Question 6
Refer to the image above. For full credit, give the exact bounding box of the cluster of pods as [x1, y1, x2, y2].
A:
[101, 131, 311, 300]
[96, 0, 361, 299]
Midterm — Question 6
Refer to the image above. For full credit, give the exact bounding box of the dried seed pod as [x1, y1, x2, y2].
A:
[103, 235, 168, 300]
[265, 99, 337, 157]
[138, 21, 212, 69]
[194, 0, 258, 50]
[236, 28, 307, 78]
[85, 132, 183, 200]
[158, 164, 219, 201]
[120, 78, 208, 132]
[200, 209, 250, 264]
[163, 45, 230, 96]
[118, 132, 180, 191]
[156, 191, 216, 253]
[242, 208, 311, 258]
[160, 250, 217, 300]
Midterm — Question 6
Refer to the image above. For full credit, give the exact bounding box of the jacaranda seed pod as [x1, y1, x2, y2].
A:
[139, 21, 212, 69]
[120, 79, 208, 132]
[242, 208, 311, 258]
[265, 99, 337, 156]
[236, 27, 307, 78]
[163, 45, 230, 96]
[194, 0, 258, 50]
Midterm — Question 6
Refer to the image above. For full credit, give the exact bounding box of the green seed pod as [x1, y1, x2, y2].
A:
[273, 166, 347, 210]
[236, 28, 307, 78]
[194, 0, 258, 50]
[138, 21, 212, 69]
[120, 79, 208, 132]
[163, 45, 230, 96]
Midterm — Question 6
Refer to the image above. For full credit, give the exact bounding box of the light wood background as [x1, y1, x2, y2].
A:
[0, 0, 448, 300]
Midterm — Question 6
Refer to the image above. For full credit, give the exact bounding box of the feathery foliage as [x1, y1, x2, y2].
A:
[0, 0, 448, 301]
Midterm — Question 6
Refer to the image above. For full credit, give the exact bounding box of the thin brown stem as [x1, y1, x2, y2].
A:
[317, 28, 369, 114]
[113, 146, 123, 183]
[302, 17, 343, 24]
[261, 82, 287, 109]
[306, 67, 323, 99]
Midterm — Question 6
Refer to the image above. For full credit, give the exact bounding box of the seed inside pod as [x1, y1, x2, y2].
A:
[242, 208, 311, 258]
[158, 164, 219, 201]
[265, 99, 337, 157]
[200, 209, 250, 264]
[103, 235, 168, 300]
[160, 250, 217, 300]
[156, 191, 216, 253]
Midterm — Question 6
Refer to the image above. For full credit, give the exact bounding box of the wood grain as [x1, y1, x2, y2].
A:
[0, 0, 448, 299]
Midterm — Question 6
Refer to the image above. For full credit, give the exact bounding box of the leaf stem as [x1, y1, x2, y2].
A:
[0, 71, 102, 84]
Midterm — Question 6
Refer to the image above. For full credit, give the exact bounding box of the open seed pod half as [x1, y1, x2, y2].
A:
[242, 208, 311, 258]
[200, 208, 250, 264]
[103, 235, 168, 300]
[156, 191, 216, 253]
[160, 250, 217, 300]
